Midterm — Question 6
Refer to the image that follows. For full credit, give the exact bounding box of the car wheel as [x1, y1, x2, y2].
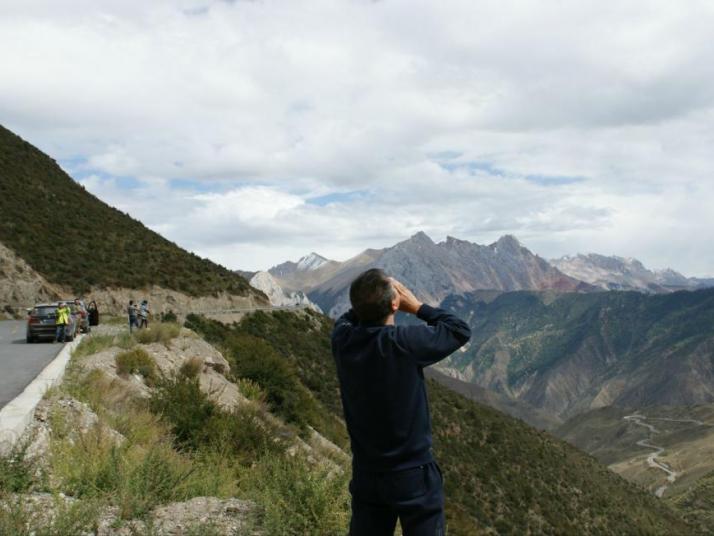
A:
[26, 335, 34, 343]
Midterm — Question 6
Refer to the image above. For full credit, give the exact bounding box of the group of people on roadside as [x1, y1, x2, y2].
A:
[127, 299, 150, 333]
[54, 298, 91, 343]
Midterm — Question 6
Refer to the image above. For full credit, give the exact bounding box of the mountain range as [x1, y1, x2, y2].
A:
[437, 288, 714, 422]
[271, 232, 592, 317]
[552, 253, 714, 293]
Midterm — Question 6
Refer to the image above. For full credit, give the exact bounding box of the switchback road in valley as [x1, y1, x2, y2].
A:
[623, 413, 707, 498]
[0, 320, 64, 409]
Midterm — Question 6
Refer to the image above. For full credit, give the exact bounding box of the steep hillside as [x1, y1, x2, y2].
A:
[272, 232, 591, 317]
[426, 368, 561, 431]
[437, 288, 714, 420]
[0, 125, 262, 301]
[670, 469, 714, 532]
[552, 253, 714, 293]
[187, 310, 693, 535]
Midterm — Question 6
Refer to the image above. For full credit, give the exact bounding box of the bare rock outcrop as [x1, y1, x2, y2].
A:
[0, 240, 65, 315]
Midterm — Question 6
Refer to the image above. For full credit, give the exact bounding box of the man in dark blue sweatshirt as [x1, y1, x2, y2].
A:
[332, 268, 471, 536]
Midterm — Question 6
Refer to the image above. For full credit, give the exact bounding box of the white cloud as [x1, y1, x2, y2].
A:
[2, 0, 714, 275]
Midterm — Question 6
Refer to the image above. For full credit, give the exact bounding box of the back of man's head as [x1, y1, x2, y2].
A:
[349, 268, 394, 324]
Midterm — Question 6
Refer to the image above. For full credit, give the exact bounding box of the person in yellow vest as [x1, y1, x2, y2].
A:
[55, 302, 71, 343]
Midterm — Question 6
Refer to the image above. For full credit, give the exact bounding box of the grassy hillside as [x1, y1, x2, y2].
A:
[187, 309, 694, 535]
[439, 288, 714, 418]
[0, 124, 257, 297]
[670, 470, 714, 532]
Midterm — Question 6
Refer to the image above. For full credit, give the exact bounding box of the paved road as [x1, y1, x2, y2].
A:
[0, 320, 63, 409]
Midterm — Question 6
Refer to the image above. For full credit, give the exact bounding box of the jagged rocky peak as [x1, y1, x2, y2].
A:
[491, 234, 522, 253]
[443, 235, 471, 247]
[396, 231, 435, 249]
[296, 252, 329, 272]
[269, 252, 331, 278]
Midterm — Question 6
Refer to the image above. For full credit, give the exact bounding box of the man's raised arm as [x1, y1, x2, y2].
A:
[392, 279, 471, 367]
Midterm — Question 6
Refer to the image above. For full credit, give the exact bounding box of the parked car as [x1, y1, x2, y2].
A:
[26, 302, 79, 343]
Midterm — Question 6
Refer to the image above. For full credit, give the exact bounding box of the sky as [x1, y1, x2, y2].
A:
[1, 0, 713, 275]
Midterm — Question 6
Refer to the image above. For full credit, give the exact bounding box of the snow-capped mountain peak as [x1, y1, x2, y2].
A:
[296, 252, 329, 272]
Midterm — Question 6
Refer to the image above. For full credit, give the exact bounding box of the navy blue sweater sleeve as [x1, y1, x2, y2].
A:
[396, 304, 471, 367]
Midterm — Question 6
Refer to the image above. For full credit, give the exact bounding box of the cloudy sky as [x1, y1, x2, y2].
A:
[1, 0, 713, 275]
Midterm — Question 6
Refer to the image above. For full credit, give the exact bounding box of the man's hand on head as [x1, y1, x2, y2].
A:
[391, 279, 423, 315]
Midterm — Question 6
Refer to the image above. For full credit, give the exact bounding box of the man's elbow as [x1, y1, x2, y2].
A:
[456, 324, 471, 346]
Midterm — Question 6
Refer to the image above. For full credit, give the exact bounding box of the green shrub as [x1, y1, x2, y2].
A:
[161, 310, 178, 323]
[149, 376, 216, 451]
[0, 495, 99, 536]
[237, 378, 267, 404]
[50, 425, 203, 520]
[241, 454, 350, 536]
[115, 331, 137, 349]
[202, 404, 285, 463]
[224, 333, 319, 432]
[179, 357, 203, 379]
[73, 334, 115, 358]
[150, 374, 286, 460]
[0, 445, 35, 493]
[115, 348, 157, 384]
[134, 323, 181, 346]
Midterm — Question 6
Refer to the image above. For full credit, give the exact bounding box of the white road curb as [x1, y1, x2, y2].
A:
[0, 335, 84, 456]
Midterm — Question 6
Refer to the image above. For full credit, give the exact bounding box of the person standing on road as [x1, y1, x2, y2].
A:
[331, 269, 471, 536]
[138, 300, 150, 329]
[128, 300, 139, 333]
[73, 298, 87, 333]
[55, 302, 71, 343]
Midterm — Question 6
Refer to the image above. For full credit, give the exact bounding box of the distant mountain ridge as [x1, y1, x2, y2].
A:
[552, 253, 714, 293]
[271, 232, 592, 317]
[270, 252, 332, 279]
[437, 288, 714, 421]
[248, 271, 321, 311]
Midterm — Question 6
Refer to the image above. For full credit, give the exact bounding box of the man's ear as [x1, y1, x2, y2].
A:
[391, 293, 400, 313]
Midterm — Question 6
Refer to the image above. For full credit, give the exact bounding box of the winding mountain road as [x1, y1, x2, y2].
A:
[623, 413, 706, 497]
[0, 320, 64, 409]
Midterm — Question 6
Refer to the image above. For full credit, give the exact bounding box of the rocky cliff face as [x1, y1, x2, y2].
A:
[0, 240, 64, 317]
[551, 253, 714, 293]
[249, 271, 321, 312]
[274, 232, 591, 317]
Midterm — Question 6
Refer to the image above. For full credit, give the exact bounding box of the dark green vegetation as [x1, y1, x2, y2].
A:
[186, 310, 349, 448]
[0, 124, 260, 297]
[115, 348, 157, 384]
[149, 369, 286, 463]
[671, 470, 714, 533]
[440, 288, 714, 419]
[188, 309, 694, 535]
